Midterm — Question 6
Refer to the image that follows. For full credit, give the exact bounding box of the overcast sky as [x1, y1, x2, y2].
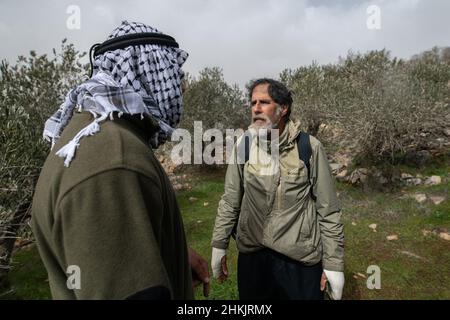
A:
[0, 0, 449, 87]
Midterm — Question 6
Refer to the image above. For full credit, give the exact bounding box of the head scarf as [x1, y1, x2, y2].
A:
[43, 21, 188, 166]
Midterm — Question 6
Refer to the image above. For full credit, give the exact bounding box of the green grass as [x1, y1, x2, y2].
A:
[1, 161, 449, 300]
[395, 154, 450, 178]
[175, 171, 239, 300]
[336, 165, 450, 299]
[0, 245, 51, 300]
[342, 213, 450, 299]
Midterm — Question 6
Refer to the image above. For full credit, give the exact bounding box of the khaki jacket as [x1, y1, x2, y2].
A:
[211, 119, 344, 272]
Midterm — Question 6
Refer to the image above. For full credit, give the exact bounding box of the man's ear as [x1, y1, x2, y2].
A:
[281, 105, 288, 118]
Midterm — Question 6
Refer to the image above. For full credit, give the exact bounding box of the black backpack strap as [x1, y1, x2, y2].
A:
[236, 131, 252, 165]
[232, 132, 252, 240]
[297, 131, 317, 201]
[244, 133, 251, 163]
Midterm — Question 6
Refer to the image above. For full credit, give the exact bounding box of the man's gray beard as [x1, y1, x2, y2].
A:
[249, 106, 282, 131]
[249, 115, 282, 144]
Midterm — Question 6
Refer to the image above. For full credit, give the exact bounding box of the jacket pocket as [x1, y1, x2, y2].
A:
[281, 169, 310, 211]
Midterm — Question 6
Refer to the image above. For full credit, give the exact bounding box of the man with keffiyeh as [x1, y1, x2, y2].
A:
[31, 21, 209, 299]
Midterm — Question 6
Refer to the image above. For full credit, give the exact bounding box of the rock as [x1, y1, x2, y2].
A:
[359, 168, 370, 175]
[356, 272, 367, 279]
[336, 169, 349, 182]
[369, 223, 377, 232]
[188, 197, 198, 203]
[424, 175, 442, 186]
[197, 220, 202, 224]
[402, 173, 422, 186]
[203, 202, 209, 207]
[329, 163, 343, 174]
[401, 173, 414, 180]
[439, 232, 450, 241]
[429, 196, 445, 205]
[413, 193, 427, 203]
[332, 152, 352, 168]
[386, 234, 398, 241]
[375, 174, 389, 185]
[444, 129, 450, 137]
[432, 227, 448, 234]
[422, 229, 432, 236]
[350, 168, 370, 185]
[351, 221, 357, 226]
[406, 178, 423, 186]
[173, 183, 183, 191]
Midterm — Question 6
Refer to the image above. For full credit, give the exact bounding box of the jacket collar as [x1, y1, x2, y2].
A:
[112, 113, 160, 146]
[279, 119, 302, 152]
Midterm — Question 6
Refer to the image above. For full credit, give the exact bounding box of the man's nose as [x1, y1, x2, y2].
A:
[252, 102, 262, 113]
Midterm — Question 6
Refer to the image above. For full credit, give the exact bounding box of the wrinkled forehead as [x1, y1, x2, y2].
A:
[251, 84, 272, 100]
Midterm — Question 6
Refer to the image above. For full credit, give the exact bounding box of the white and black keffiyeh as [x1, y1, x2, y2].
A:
[44, 21, 188, 167]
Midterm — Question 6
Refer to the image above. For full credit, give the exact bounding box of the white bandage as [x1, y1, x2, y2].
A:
[211, 247, 227, 279]
[323, 269, 345, 300]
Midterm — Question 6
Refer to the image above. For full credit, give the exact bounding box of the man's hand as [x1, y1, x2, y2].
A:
[188, 247, 210, 297]
[211, 247, 228, 282]
[320, 272, 328, 292]
[321, 270, 345, 300]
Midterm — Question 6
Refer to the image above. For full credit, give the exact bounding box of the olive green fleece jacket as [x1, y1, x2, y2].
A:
[211, 120, 344, 272]
[31, 112, 194, 299]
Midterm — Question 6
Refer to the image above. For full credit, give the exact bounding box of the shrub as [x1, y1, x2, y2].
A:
[0, 40, 88, 287]
[280, 48, 450, 165]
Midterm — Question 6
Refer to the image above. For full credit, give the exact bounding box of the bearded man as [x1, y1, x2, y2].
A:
[211, 78, 345, 300]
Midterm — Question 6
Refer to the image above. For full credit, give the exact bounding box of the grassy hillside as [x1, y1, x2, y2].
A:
[1, 160, 449, 300]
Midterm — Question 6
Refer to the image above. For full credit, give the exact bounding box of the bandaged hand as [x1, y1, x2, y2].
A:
[211, 247, 228, 282]
[323, 269, 345, 300]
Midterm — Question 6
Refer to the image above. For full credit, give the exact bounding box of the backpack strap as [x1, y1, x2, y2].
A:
[236, 131, 252, 165]
[297, 131, 317, 201]
[231, 132, 252, 240]
[244, 133, 251, 163]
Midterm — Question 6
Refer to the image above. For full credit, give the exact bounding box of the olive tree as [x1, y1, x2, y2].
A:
[0, 40, 88, 287]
